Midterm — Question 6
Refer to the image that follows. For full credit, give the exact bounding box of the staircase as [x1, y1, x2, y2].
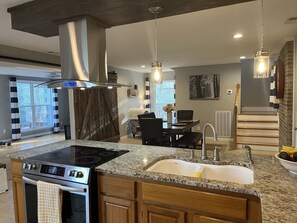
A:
[236, 113, 279, 151]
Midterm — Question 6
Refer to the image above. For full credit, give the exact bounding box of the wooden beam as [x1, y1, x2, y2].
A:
[8, 0, 255, 37]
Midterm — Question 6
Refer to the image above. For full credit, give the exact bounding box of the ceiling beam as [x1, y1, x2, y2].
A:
[8, 0, 255, 37]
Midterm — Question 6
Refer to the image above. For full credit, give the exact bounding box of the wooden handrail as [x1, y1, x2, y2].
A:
[234, 83, 240, 148]
[234, 83, 240, 114]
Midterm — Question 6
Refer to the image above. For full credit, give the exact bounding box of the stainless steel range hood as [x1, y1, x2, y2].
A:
[41, 17, 130, 89]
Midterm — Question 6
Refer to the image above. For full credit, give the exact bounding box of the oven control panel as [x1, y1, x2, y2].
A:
[22, 161, 90, 184]
[69, 170, 84, 178]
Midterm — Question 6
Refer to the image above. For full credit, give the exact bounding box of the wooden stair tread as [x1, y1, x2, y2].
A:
[237, 126, 279, 130]
[237, 141, 279, 147]
[237, 120, 278, 123]
[237, 134, 279, 138]
[239, 113, 277, 116]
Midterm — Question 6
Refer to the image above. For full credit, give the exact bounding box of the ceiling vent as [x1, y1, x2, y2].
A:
[285, 17, 297, 24]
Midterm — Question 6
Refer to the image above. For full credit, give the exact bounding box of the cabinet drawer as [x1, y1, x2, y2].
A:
[98, 175, 136, 200]
[142, 183, 247, 221]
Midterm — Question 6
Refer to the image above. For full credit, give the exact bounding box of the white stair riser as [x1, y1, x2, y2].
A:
[237, 129, 279, 136]
[237, 144, 279, 152]
[237, 137, 279, 144]
[237, 122, 278, 128]
[238, 115, 278, 121]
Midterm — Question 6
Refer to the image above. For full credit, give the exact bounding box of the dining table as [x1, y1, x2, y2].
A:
[162, 119, 200, 146]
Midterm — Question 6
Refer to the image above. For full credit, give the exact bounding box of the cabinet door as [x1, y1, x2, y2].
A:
[199, 216, 237, 223]
[143, 204, 185, 223]
[12, 176, 25, 223]
[11, 160, 25, 223]
[100, 195, 136, 223]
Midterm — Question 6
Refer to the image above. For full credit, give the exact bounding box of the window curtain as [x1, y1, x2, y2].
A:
[145, 76, 150, 110]
[9, 77, 21, 140]
[174, 75, 176, 117]
[53, 89, 60, 132]
[269, 65, 279, 109]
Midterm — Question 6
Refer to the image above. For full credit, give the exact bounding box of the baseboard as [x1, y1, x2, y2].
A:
[20, 131, 55, 140]
[120, 135, 128, 140]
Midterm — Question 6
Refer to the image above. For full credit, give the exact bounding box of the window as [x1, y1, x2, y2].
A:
[17, 81, 53, 131]
[154, 80, 175, 119]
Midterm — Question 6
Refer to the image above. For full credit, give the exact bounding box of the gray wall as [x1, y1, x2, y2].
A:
[240, 59, 270, 108]
[0, 75, 11, 140]
[108, 66, 145, 137]
[174, 63, 241, 137]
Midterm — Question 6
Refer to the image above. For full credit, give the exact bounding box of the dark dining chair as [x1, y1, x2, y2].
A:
[177, 110, 194, 122]
[139, 118, 171, 146]
[176, 110, 194, 138]
[137, 112, 156, 120]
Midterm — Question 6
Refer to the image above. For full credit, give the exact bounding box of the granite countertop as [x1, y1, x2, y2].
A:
[9, 140, 297, 223]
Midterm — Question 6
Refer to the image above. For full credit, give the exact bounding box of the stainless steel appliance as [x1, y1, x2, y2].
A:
[38, 17, 130, 89]
[22, 145, 128, 223]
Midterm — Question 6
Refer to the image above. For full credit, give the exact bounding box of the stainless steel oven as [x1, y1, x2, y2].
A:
[23, 174, 90, 223]
[22, 145, 128, 223]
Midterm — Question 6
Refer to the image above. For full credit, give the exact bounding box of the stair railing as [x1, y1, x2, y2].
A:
[234, 83, 240, 147]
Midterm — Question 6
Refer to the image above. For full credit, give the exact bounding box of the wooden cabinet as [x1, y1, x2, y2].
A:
[98, 174, 262, 223]
[199, 216, 237, 223]
[188, 215, 237, 223]
[143, 204, 185, 223]
[100, 195, 136, 223]
[98, 175, 137, 223]
[142, 183, 247, 222]
[11, 159, 25, 223]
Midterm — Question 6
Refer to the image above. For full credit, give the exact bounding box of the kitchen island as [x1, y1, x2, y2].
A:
[9, 140, 297, 223]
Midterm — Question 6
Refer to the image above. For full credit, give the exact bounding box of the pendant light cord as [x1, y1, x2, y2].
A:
[261, 0, 264, 50]
[154, 12, 158, 62]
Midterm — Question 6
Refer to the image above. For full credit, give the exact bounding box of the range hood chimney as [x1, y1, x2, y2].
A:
[41, 17, 130, 89]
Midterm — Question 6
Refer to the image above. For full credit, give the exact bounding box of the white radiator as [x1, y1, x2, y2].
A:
[215, 111, 231, 138]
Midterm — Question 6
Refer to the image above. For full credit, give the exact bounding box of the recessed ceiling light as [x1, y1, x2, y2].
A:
[240, 56, 246, 59]
[233, 33, 243, 39]
[141, 65, 146, 68]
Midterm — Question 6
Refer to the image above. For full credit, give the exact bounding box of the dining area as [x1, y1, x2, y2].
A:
[136, 108, 204, 151]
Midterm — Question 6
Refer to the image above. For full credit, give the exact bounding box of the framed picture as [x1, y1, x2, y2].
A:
[189, 74, 220, 100]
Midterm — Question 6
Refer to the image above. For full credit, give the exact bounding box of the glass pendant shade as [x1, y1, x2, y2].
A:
[151, 61, 163, 83]
[253, 50, 270, 78]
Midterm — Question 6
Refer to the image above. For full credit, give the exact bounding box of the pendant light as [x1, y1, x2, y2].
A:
[149, 6, 163, 83]
[254, 0, 270, 78]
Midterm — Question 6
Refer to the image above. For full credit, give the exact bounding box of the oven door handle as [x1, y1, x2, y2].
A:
[22, 176, 87, 193]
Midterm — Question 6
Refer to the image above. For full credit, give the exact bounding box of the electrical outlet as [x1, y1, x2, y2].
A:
[227, 89, 232, 95]
[196, 125, 201, 131]
[2, 129, 6, 134]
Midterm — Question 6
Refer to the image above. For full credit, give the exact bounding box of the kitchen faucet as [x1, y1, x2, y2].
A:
[201, 123, 218, 160]
[242, 145, 253, 164]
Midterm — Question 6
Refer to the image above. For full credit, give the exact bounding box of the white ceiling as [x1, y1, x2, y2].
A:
[1, 0, 297, 73]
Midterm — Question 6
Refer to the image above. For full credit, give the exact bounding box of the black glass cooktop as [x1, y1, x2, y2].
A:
[29, 146, 128, 168]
